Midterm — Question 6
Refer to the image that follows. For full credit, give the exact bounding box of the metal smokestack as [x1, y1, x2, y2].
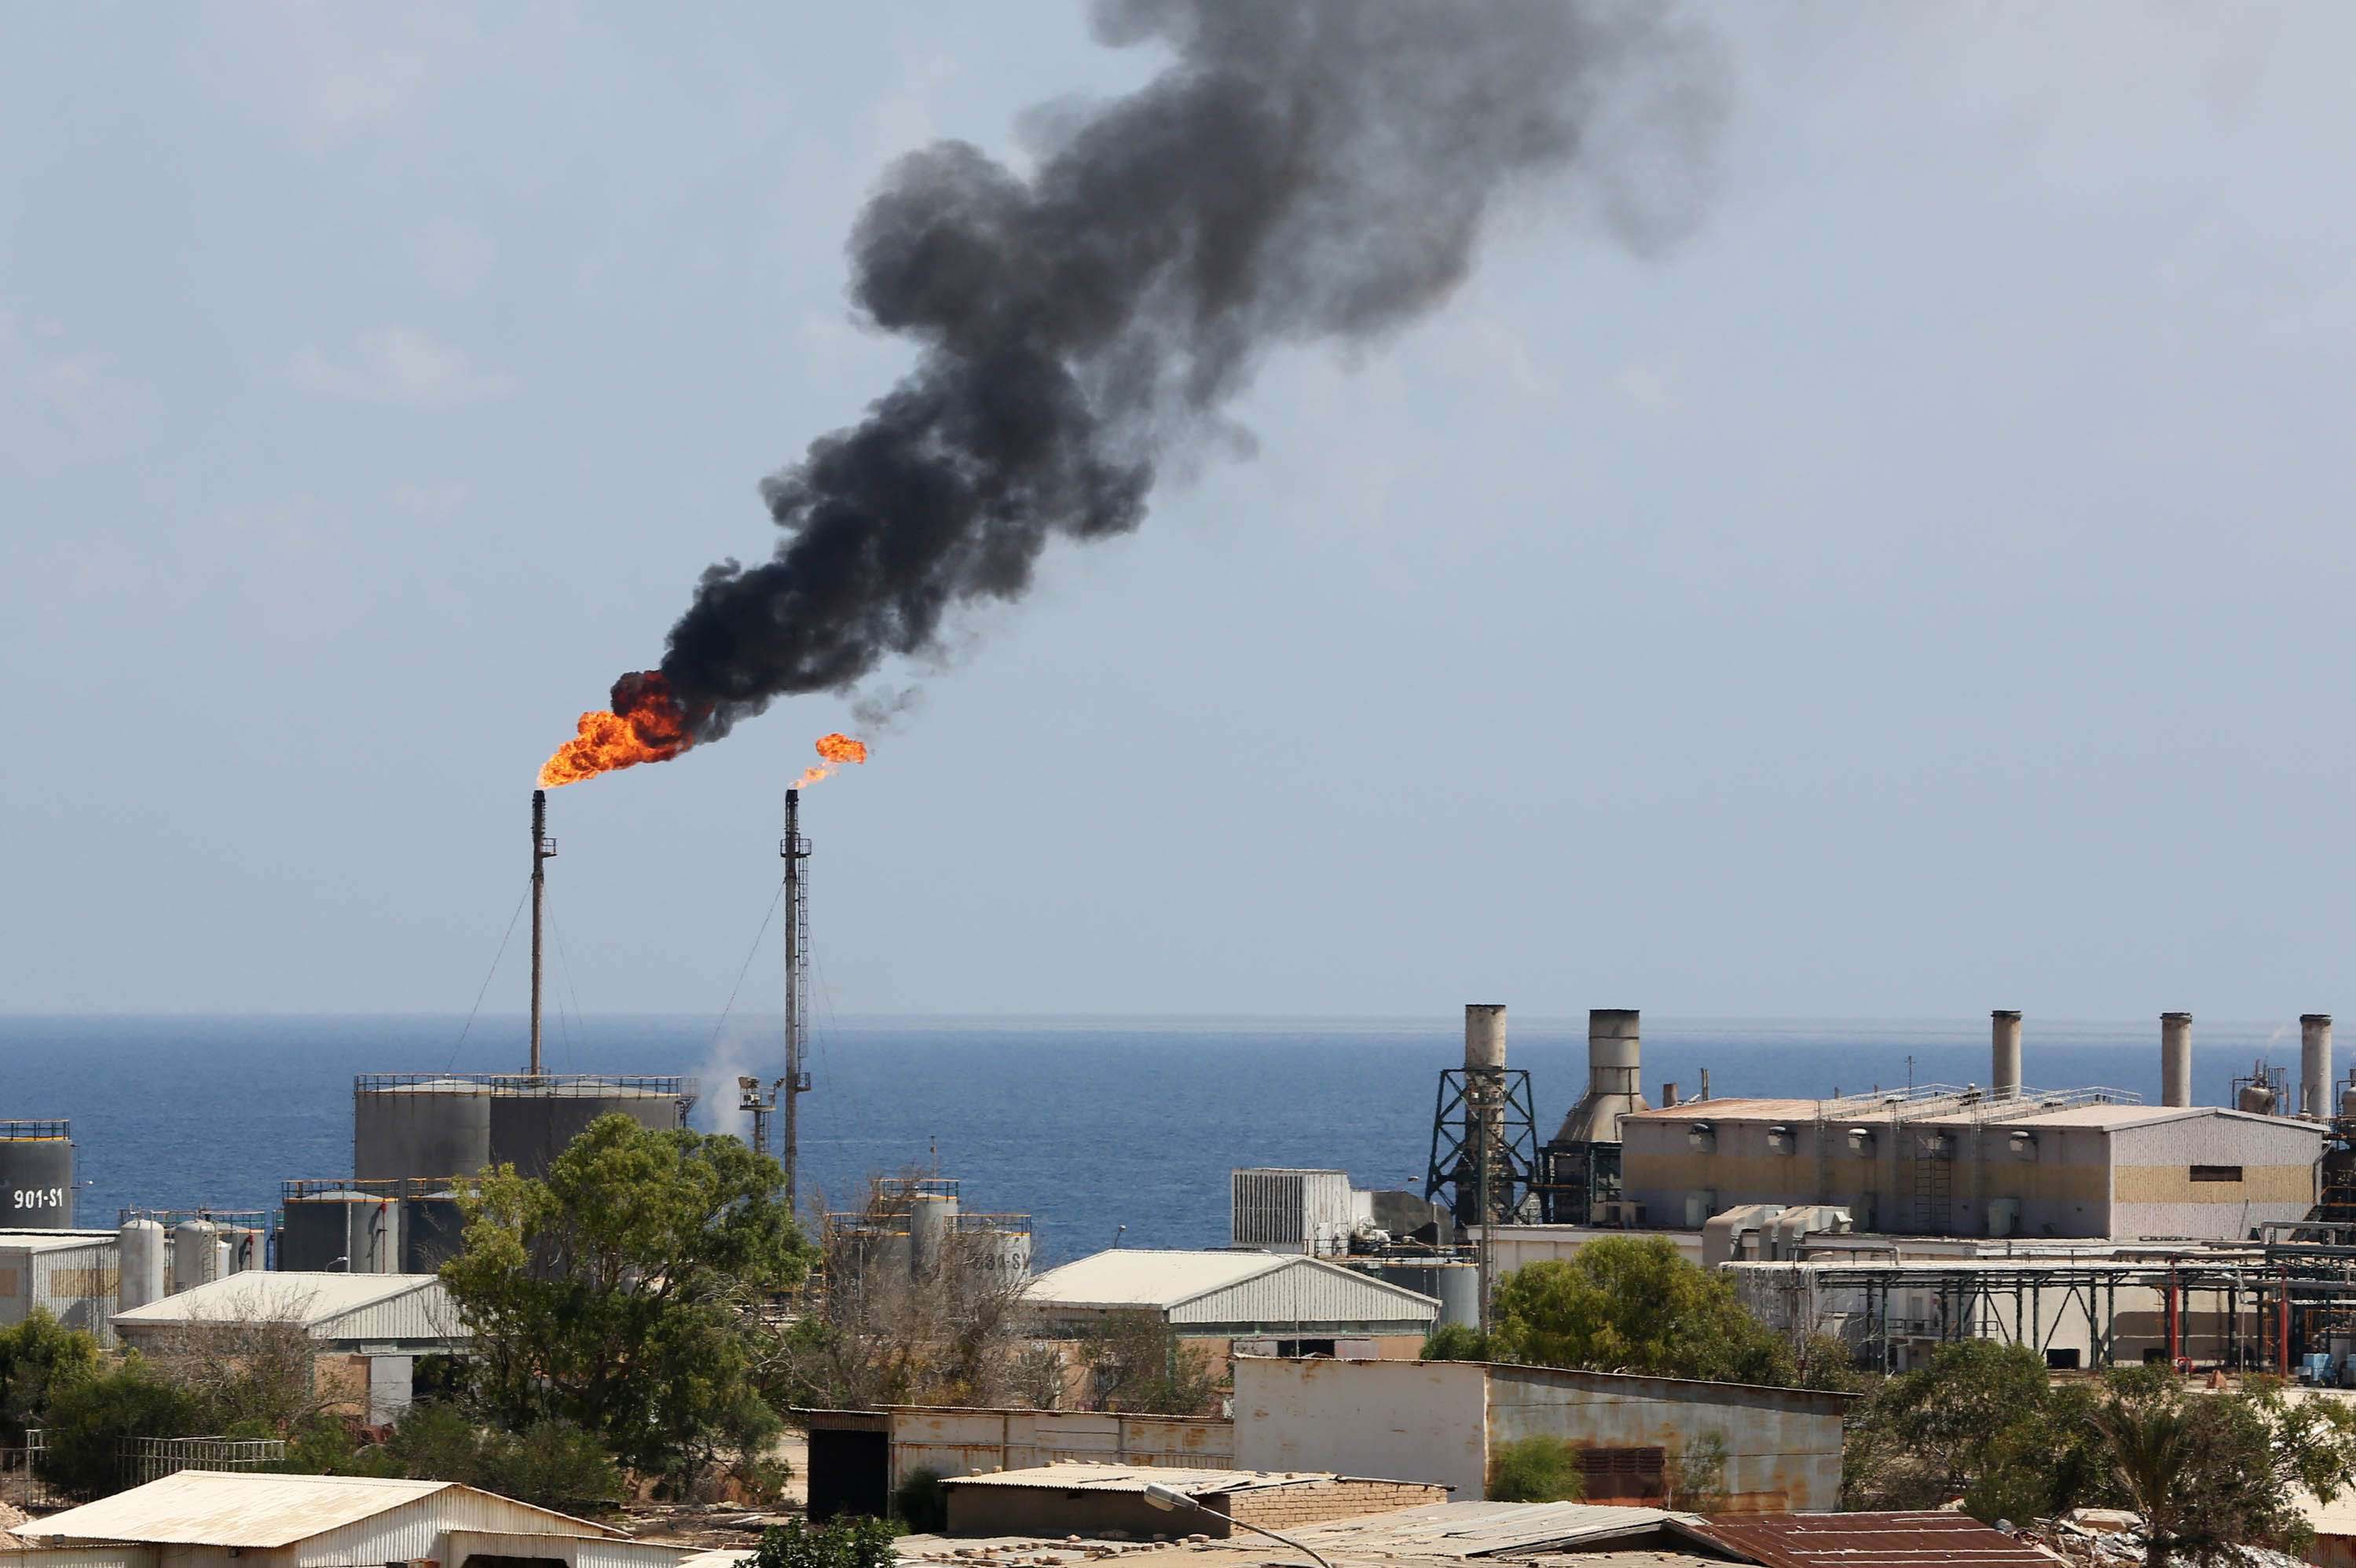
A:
[1465, 1004, 1508, 1072]
[781, 789, 812, 1212]
[2161, 1013, 2192, 1108]
[2303, 1014, 2333, 1119]
[1991, 1010, 2022, 1101]
[529, 789, 553, 1076]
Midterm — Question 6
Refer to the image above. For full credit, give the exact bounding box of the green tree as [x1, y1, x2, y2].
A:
[1485, 1435, 1586, 1502]
[0, 1309, 101, 1443]
[1841, 1340, 2104, 1519]
[1488, 1239, 1801, 1385]
[1420, 1324, 1491, 1361]
[37, 1358, 205, 1499]
[441, 1113, 812, 1484]
[1078, 1310, 1219, 1416]
[2094, 1368, 2356, 1567]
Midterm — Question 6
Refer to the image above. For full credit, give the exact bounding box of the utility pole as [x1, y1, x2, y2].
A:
[529, 789, 555, 1075]
[781, 789, 812, 1213]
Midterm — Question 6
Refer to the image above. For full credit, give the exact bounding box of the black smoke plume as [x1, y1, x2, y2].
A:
[653, 0, 1723, 742]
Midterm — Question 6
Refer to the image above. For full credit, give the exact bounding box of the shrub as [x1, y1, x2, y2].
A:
[892, 1467, 947, 1533]
[1420, 1324, 1490, 1362]
[1486, 1435, 1586, 1503]
[38, 1359, 204, 1498]
[755, 1516, 900, 1568]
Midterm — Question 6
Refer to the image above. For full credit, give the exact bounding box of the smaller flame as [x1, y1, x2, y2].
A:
[793, 732, 869, 789]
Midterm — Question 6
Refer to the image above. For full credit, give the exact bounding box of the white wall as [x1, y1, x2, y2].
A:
[1232, 1357, 1487, 1500]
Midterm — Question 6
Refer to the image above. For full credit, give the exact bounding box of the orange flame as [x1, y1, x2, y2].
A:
[538, 672, 692, 787]
[793, 731, 869, 789]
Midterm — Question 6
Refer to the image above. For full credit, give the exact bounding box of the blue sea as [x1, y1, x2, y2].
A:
[0, 1014, 2315, 1264]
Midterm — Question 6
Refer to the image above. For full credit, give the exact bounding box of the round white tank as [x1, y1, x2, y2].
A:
[908, 1193, 957, 1280]
[118, 1218, 167, 1312]
[979, 1229, 1033, 1283]
[1464, 1005, 1508, 1072]
[170, 1218, 222, 1295]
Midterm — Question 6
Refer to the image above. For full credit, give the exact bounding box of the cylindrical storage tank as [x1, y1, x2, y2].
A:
[352, 1195, 402, 1273]
[1464, 1005, 1508, 1071]
[907, 1193, 956, 1280]
[355, 1078, 493, 1184]
[873, 1230, 912, 1281]
[979, 1229, 1032, 1283]
[170, 1219, 222, 1294]
[1432, 1262, 1481, 1330]
[489, 1079, 688, 1180]
[2160, 1014, 2193, 1108]
[0, 1123, 75, 1229]
[220, 1226, 263, 1275]
[2342, 1083, 2356, 1122]
[2304, 1016, 2334, 1119]
[1991, 1010, 2023, 1101]
[118, 1219, 167, 1312]
[277, 1196, 350, 1271]
[401, 1190, 469, 1273]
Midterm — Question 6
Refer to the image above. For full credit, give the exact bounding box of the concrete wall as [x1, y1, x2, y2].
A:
[1473, 1227, 1705, 1274]
[1230, 1356, 1847, 1513]
[888, 1407, 1233, 1491]
[1482, 1364, 1847, 1513]
[1233, 1357, 1489, 1500]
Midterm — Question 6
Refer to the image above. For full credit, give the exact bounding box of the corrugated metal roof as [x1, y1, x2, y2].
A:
[1626, 1100, 2314, 1137]
[1291, 1500, 1684, 1555]
[1025, 1251, 1436, 1323]
[111, 1272, 463, 1342]
[1024, 1251, 1289, 1308]
[20, 1471, 624, 1548]
[940, 1465, 1326, 1497]
[1671, 1511, 2060, 1567]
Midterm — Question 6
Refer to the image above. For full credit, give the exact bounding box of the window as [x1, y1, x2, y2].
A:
[2190, 1165, 2244, 1184]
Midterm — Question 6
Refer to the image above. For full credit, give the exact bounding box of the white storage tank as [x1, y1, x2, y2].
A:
[170, 1218, 222, 1295]
[117, 1218, 167, 1312]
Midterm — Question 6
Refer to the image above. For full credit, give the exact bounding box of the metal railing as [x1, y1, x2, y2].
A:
[354, 1072, 696, 1097]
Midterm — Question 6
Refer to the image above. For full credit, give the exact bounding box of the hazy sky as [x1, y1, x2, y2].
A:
[6, 3, 2352, 1022]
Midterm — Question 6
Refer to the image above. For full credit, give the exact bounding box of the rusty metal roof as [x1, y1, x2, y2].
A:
[1672, 1511, 2061, 1567]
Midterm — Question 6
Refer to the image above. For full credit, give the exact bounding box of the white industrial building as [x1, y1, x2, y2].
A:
[0, 1230, 122, 1346]
[1024, 1249, 1438, 1348]
[111, 1272, 464, 1424]
[9, 1470, 687, 1568]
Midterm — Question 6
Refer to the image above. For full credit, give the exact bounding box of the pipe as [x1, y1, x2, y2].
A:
[529, 789, 548, 1076]
[1662, 1083, 1680, 1108]
[2161, 1013, 2193, 1108]
[1991, 1010, 2022, 1101]
[2303, 1015, 2333, 1120]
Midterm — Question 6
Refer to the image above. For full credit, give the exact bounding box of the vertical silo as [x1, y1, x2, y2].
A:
[488, 1075, 694, 1180]
[908, 1192, 957, 1280]
[117, 1218, 167, 1312]
[401, 1187, 469, 1273]
[170, 1219, 222, 1295]
[0, 1121, 75, 1229]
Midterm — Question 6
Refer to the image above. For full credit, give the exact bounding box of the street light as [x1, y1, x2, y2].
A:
[1140, 1482, 1337, 1568]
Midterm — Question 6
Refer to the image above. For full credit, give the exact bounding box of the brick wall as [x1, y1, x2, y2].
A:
[1218, 1478, 1448, 1532]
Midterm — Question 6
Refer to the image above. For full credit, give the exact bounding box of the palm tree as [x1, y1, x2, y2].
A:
[2094, 1387, 2203, 1568]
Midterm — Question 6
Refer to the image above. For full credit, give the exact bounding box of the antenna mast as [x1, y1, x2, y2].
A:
[781, 789, 812, 1211]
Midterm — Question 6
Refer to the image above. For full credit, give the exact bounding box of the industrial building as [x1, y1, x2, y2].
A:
[0, 1229, 119, 1345]
[111, 1271, 465, 1424]
[9, 1468, 691, 1568]
[1024, 1250, 1438, 1353]
[1617, 1020, 2323, 1242]
[1230, 1355, 1851, 1515]
[799, 1405, 1236, 1522]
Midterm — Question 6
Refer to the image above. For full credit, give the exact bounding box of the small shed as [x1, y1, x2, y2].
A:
[10, 1470, 689, 1568]
[111, 1273, 465, 1423]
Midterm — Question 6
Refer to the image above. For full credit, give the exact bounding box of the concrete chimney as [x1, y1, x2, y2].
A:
[2303, 1014, 2333, 1119]
[1662, 1083, 1680, 1108]
[1553, 1009, 1646, 1147]
[2160, 1013, 2192, 1108]
[1991, 1010, 2022, 1101]
[1464, 1004, 1508, 1072]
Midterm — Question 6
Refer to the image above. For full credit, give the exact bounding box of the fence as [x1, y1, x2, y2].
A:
[119, 1434, 288, 1488]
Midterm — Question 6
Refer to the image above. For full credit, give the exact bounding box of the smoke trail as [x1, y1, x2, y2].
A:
[650, 0, 1725, 744]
